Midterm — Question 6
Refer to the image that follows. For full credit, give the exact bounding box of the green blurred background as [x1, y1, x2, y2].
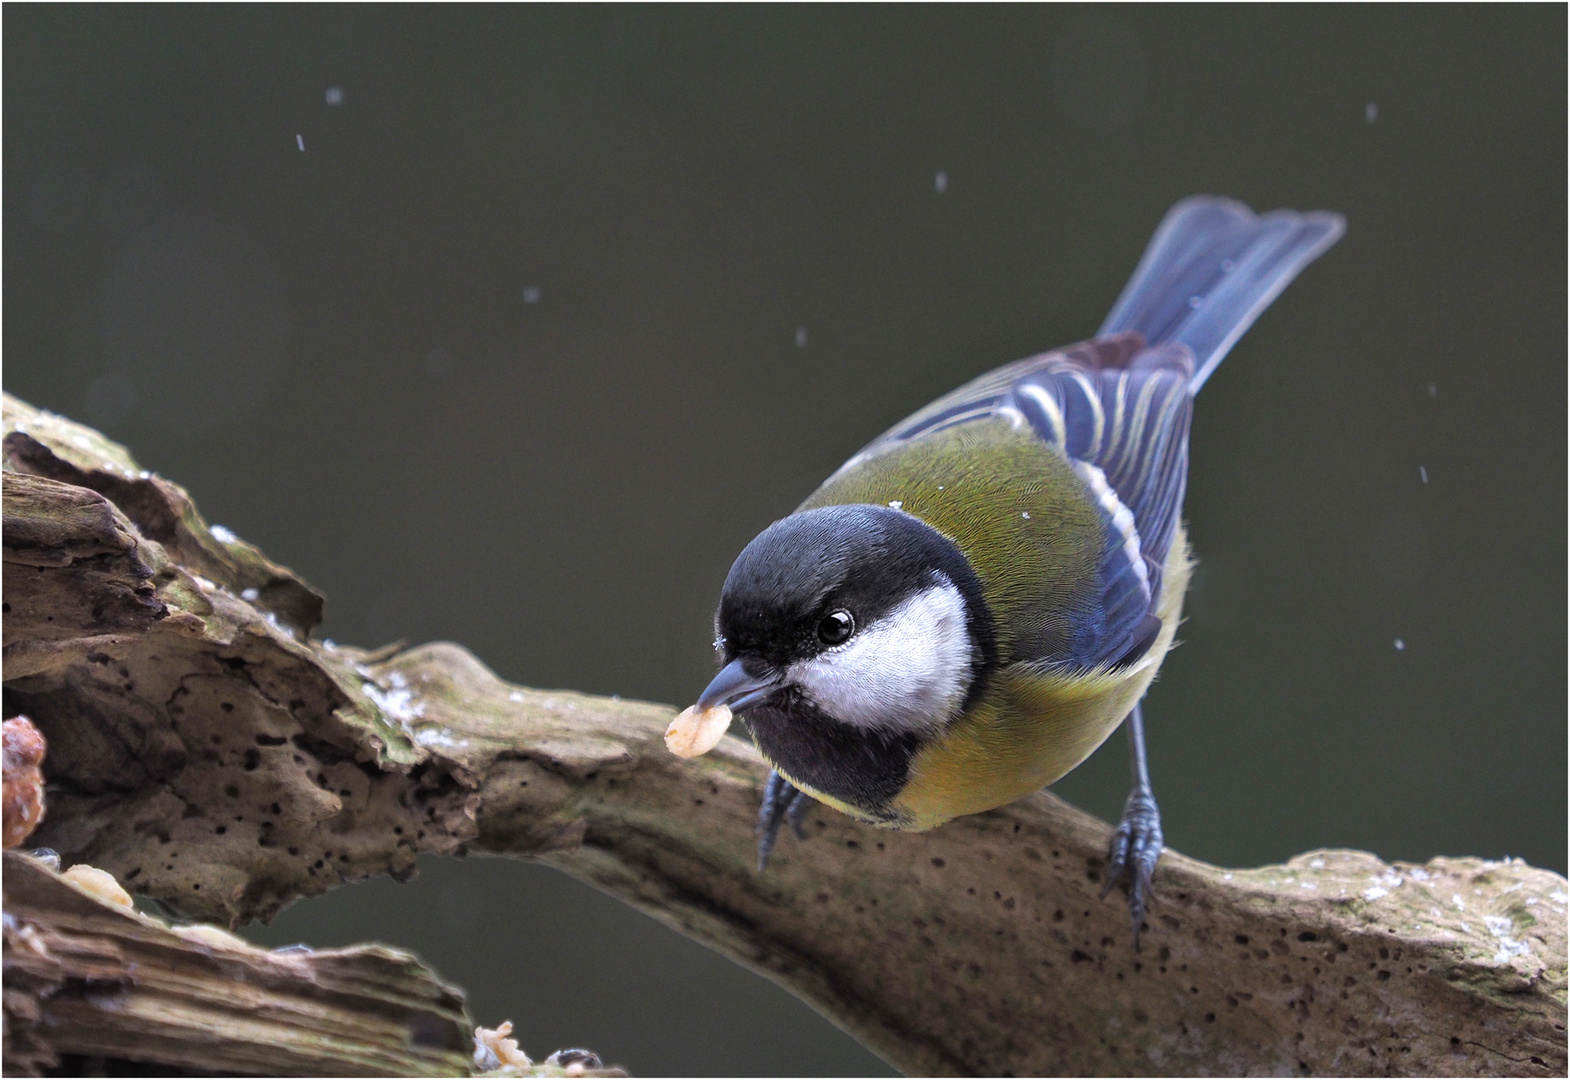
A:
[5, 7, 1564, 1075]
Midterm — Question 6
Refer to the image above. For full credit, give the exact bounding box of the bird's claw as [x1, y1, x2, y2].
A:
[756, 770, 812, 871]
[1101, 786, 1163, 948]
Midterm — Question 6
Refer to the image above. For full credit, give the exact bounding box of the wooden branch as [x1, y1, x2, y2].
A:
[2, 849, 472, 1076]
[4, 392, 1566, 1077]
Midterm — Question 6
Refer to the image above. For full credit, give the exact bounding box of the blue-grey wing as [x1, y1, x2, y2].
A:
[845, 334, 1194, 671]
[838, 196, 1342, 671]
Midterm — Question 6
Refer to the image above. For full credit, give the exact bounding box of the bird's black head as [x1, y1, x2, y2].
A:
[705, 504, 996, 735]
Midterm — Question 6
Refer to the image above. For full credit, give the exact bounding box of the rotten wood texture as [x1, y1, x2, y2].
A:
[3, 392, 1566, 1077]
[2, 850, 472, 1076]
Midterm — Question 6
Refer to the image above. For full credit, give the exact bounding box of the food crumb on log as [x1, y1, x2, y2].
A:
[474, 1021, 534, 1071]
[472, 1022, 626, 1076]
[59, 863, 135, 909]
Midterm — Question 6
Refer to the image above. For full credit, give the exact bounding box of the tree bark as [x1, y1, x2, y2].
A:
[2, 850, 472, 1077]
[3, 392, 1565, 1077]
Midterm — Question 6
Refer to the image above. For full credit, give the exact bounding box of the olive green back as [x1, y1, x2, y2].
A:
[799, 418, 1102, 665]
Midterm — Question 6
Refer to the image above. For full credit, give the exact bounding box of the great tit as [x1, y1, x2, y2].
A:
[682, 196, 1344, 937]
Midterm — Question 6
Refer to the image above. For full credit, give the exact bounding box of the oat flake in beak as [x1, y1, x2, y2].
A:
[664, 703, 733, 758]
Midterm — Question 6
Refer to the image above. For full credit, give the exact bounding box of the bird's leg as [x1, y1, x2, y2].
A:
[1101, 701, 1164, 948]
[756, 770, 812, 872]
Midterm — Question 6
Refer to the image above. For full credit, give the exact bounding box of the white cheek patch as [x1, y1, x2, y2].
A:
[788, 578, 973, 736]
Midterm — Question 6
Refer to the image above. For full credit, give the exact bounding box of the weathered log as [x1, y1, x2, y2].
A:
[1, 849, 472, 1077]
[3, 392, 1565, 1076]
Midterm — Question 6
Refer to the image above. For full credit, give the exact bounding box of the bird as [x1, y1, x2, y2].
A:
[676, 196, 1344, 941]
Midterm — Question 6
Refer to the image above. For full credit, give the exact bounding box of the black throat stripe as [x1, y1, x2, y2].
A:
[742, 688, 918, 826]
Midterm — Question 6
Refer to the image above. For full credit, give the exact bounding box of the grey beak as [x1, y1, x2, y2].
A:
[697, 658, 780, 714]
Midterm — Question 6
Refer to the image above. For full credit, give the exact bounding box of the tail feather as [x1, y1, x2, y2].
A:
[1098, 197, 1345, 394]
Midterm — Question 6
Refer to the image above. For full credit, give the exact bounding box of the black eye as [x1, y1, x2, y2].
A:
[816, 610, 854, 646]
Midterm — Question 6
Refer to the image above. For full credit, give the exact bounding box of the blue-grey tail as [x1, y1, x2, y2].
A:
[1098, 196, 1345, 394]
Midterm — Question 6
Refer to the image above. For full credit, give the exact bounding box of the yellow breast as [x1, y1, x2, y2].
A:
[889, 523, 1192, 831]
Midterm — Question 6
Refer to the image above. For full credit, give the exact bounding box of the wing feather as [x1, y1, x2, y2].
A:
[827, 197, 1343, 671]
[838, 333, 1192, 671]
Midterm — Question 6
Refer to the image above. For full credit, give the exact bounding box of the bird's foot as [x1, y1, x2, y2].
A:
[756, 770, 812, 872]
[1101, 785, 1163, 948]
